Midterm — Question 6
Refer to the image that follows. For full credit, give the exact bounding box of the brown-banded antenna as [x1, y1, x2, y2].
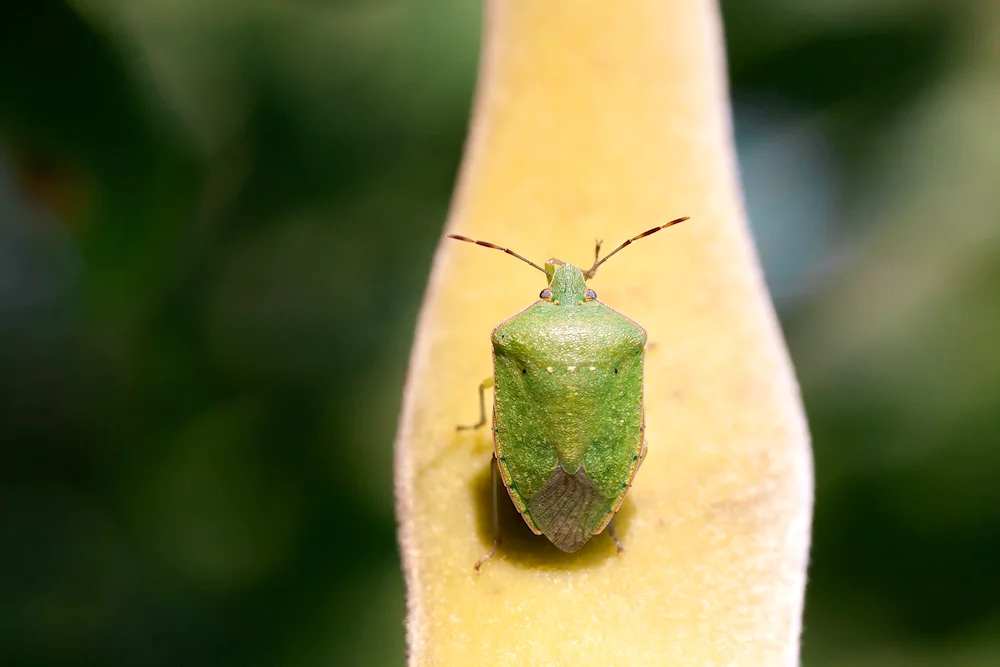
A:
[583, 216, 689, 279]
[447, 234, 547, 275]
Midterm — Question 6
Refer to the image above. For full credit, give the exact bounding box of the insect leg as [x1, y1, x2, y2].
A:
[607, 521, 624, 554]
[591, 238, 603, 265]
[605, 440, 643, 556]
[474, 456, 502, 571]
[456, 376, 494, 431]
[636, 440, 648, 474]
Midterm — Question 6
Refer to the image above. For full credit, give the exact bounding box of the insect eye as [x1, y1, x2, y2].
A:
[539, 288, 553, 300]
[585, 289, 597, 300]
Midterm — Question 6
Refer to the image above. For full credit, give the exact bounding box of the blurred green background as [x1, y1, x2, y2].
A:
[2, 1, 999, 665]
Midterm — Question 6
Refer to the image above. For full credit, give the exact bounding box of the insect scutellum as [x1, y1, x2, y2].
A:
[447, 216, 689, 305]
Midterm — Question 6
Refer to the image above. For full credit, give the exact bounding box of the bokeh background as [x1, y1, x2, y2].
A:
[2, 1, 999, 665]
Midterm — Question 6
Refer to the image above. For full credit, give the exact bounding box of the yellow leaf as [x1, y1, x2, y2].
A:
[395, 1, 813, 665]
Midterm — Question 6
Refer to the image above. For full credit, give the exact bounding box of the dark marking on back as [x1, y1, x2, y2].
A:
[528, 464, 609, 552]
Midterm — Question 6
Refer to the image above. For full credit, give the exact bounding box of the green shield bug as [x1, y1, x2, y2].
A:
[450, 216, 689, 570]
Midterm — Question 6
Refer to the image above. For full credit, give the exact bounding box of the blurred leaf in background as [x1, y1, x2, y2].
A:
[1, 0, 999, 666]
[1, 1, 479, 665]
[726, 0, 1000, 664]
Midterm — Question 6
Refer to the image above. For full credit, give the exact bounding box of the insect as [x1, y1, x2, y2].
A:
[450, 216, 689, 570]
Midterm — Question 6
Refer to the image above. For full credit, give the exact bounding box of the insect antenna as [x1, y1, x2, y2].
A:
[583, 216, 689, 279]
[447, 234, 547, 275]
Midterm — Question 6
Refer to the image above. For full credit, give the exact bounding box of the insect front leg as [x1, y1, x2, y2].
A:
[456, 376, 494, 431]
[474, 455, 502, 571]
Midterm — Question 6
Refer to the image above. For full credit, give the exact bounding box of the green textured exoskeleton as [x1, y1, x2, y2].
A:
[450, 217, 688, 570]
